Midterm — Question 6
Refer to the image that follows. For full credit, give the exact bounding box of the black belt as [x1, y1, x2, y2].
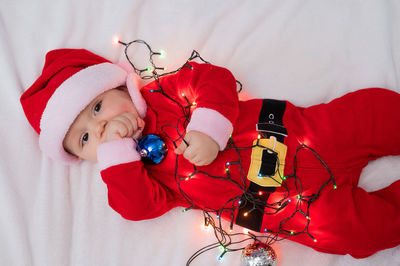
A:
[235, 99, 287, 232]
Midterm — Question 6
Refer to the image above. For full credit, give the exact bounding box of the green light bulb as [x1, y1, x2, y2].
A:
[159, 50, 166, 58]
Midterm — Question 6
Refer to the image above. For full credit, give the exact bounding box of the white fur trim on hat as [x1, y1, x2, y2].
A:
[126, 73, 146, 118]
[39, 62, 128, 164]
[117, 61, 147, 118]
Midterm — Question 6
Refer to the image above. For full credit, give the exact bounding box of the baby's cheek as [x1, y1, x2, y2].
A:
[87, 139, 102, 162]
[118, 98, 137, 112]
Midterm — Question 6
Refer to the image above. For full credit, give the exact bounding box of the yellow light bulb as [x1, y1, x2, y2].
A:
[202, 224, 211, 232]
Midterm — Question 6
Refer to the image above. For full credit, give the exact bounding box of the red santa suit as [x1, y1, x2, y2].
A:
[97, 62, 400, 258]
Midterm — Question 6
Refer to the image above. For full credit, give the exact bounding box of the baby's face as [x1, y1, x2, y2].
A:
[63, 87, 145, 162]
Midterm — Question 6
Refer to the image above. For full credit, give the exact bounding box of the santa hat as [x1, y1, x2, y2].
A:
[20, 49, 146, 164]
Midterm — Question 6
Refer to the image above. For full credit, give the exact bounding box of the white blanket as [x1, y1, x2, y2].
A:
[1, 0, 399, 265]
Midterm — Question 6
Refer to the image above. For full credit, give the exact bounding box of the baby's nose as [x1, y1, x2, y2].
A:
[94, 120, 107, 139]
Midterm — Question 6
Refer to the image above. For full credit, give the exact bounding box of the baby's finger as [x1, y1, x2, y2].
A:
[183, 145, 197, 162]
[114, 115, 134, 137]
[189, 153, 203, 165]
[193, 159, 206, 166]
[174, 141, 187, 155]
[137, 117, 145, 130]
[197, 156, 212, 166]
[121, 112, 137, 129]
[102, 121, 127, 142]
[116, 121, 129, 137]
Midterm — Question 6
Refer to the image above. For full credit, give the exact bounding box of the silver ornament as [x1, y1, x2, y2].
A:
[241, 241, 277, 266]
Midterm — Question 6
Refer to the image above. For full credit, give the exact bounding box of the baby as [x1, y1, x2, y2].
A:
[61, 86, 219, 165]
[20, 48, 400, 258]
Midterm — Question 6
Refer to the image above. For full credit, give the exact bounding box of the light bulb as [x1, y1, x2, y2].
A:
[159, 50, 166, 58]
[112, 35, 120, 45]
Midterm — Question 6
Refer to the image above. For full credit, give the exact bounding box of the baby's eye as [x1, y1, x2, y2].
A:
[94, 101, 102, 115]
[81, 133, 89, 146]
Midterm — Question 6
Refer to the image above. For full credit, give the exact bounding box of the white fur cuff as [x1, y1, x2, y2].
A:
[186, 108, 233, 150]
[97, 138, 141, 170]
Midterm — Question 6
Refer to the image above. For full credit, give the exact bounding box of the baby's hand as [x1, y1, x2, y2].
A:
[174, 131, 219, 166]
[101, 112, 145, 143]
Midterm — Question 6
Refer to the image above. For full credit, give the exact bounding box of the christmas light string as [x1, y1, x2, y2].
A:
[119, 39, 242, 93]
[117, 39, 336, 264]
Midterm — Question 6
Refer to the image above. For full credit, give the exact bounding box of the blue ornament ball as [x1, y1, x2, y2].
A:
[137, 134, 168, 164]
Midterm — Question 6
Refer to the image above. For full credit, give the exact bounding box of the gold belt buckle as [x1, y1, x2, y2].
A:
[247, 136, 287, 187]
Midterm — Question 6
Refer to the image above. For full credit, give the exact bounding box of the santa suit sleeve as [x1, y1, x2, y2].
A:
[158, 62, 239, 150]
[97, 138, 179, 221]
